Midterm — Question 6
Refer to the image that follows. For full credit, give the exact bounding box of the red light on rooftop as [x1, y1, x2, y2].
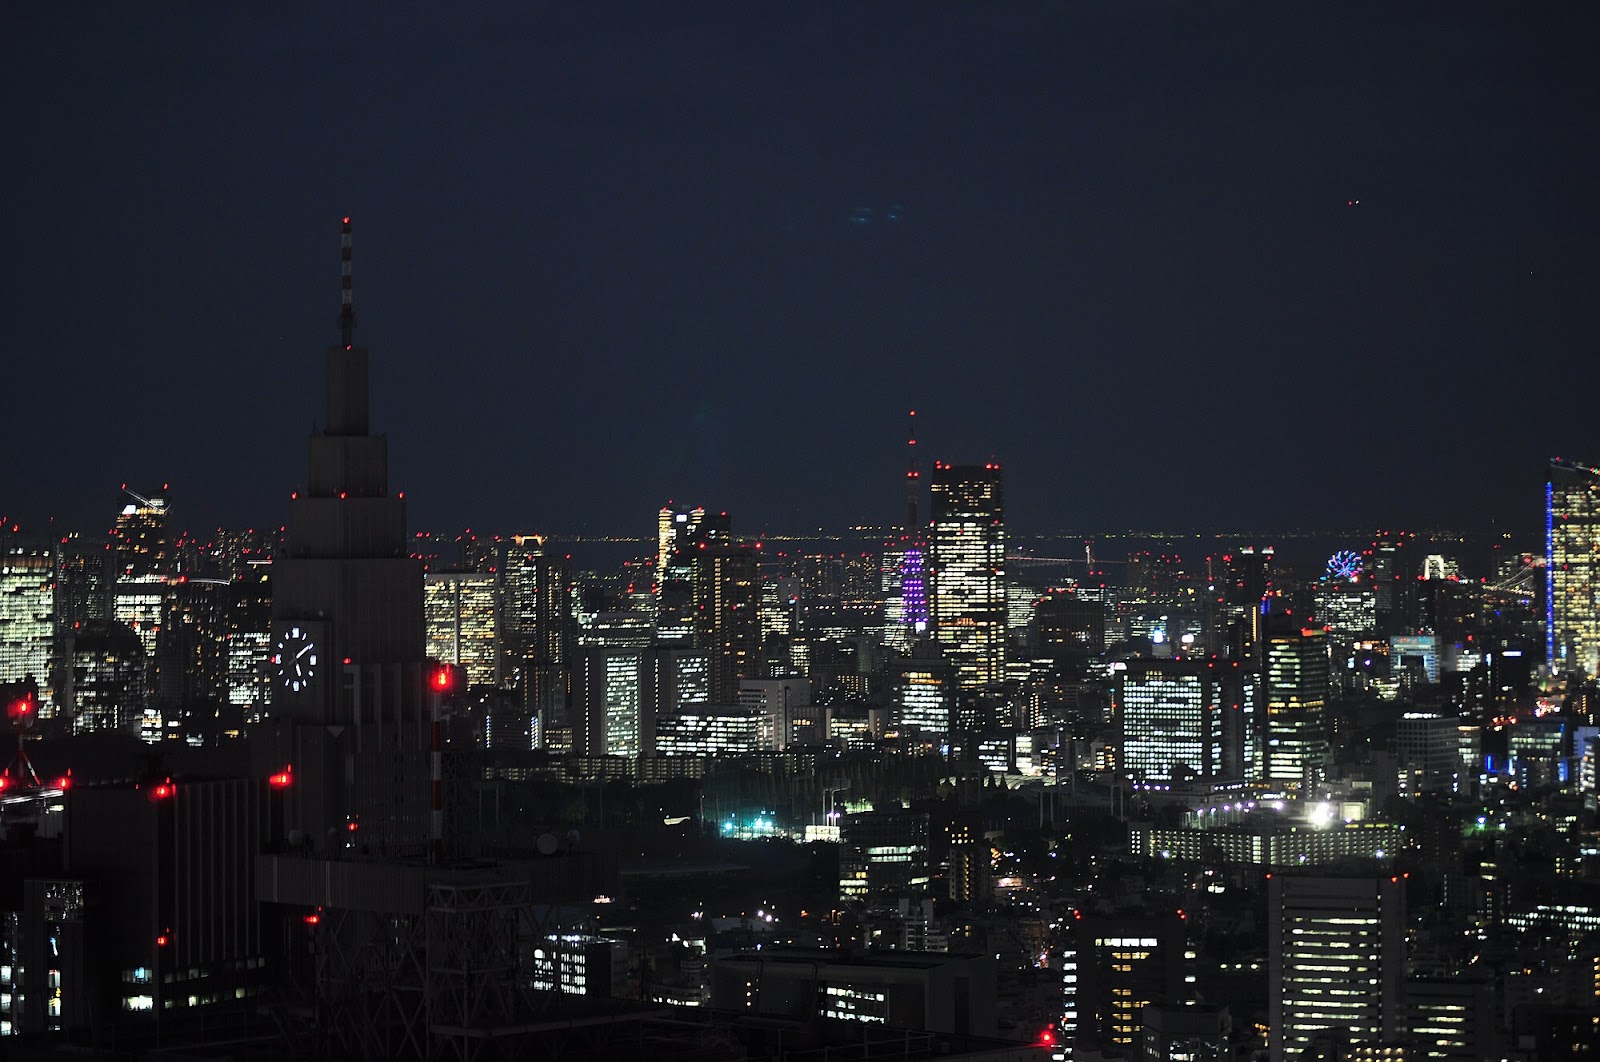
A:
[151, 781, 175, 801]
[342, 216, 350, 224]
[156, 934, 169, 947]
[432, 666, 454, 692]
[54, 774, 71, 790]
[347, 821, 359, 831]
[303, 914, 321, 925]
[269, 768, 293, 788]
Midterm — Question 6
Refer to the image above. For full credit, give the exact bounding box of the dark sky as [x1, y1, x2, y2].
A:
[6, 4, 1599, 539]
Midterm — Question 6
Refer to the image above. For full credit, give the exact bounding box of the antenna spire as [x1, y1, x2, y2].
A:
[338, 215, 355, 347]
[905, 409, 920, 533]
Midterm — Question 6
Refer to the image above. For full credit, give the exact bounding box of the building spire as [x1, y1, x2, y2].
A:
[339, 215, 355, 348]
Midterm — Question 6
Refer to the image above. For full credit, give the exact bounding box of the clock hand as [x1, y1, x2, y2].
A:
[297, 645, 312, 658]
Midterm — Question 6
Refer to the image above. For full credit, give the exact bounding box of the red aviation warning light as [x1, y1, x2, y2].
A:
[1037, 1027, 1057, 1047]
[7, 691, 36, 721]
[431, 665, 457, 693]
[269, 766, 293, 788]
[151, 779, 175, 801]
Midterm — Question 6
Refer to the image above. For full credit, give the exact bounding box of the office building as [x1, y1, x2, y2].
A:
[55, 621, 146, 734]
[1264, 627, 1330, 794]
[1139, 1003, 1230, 1062]
[226, 561, 273, 718]
[840, 810, 931, 901]
[531, 935, 627, 998]
[1405, 976, 1493, 1062]
[1118, 660, 1223, 786]
[1548, 459, 1600, 676]
[502, 537, 572, 728]
[424, 570, 500, 687]
[896, 640, 956, 738]
[260, 218, 436, 853]
[1037, 588, 1107, 657]
[1062, 912, 1190, 1059]
[693, 541, 761, 704]
[0, 539, 55, 718]
[1268, 874, 1403, 1062]
[738, 675, 809, 749]
[711, 948, 997, 1038]
[575, 611, 656, 757]
[929, 463, 1005, 690]
[655, 707, 762, 756]
[112, 487, 171, 581]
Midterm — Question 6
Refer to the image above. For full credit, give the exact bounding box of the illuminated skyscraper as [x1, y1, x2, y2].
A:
[1548, 459, 1600, 676]
[1269, 874, 1403, 1062]
[656, 506, 726, 644]
[1036, 588, 1106, 657]
[111, 487, 170, 580]
[576, 611, 656, 756]
[1061, 911, 1189, 1058]
[738, 675, 809, 749]
[1117, 660, 1222, 786]
[0, 538, 56, 717]
[57, 621, 145, 734]
[1264, 627, 1329, 793]
[425, 570, 500, 686]
[895, 640, 955, 738]
[503, 537, 572, 738]
[226, 560, 272, 718]
[694, 541, 761, 704]
[929, 462, 1005, 690]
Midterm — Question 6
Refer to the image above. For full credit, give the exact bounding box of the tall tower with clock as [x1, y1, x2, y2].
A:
[264, 218, 433, 851]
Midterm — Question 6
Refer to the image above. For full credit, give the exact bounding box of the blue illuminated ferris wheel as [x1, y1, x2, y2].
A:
[1327, 550, 1362, 581]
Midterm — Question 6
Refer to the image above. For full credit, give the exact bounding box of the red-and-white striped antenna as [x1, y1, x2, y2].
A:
[905, 409, 920, 533]
[338, 216, 355, 348]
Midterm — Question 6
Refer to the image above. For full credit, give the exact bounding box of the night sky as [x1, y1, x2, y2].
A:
[6, 4, 1599, 539]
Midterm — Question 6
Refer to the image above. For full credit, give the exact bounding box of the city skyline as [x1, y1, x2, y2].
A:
[7, 5, 1600, 535]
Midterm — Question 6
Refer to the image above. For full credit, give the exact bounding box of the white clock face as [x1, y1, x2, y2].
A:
[272, 626, 319, 692]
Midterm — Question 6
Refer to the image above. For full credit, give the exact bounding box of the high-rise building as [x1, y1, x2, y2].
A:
[656, 506, 726, 644]
[839, 810, 931, 901]
[738, 675, 809, 750]
[261, 217, 434, 852]
[655, 707, 762, 756]
[1036, 588, 1107, 657]
[1118, 660, 1222, 786]
[1061, 911, 1190, 1059]
[502, 537, 572, 738]
[56, 621, 145, 734]
[575, 611, 656, 757]
[55, 533, 110, 629]
[1264, 627, 1330, 794]
[156, 575, 231, 713]
[111, 487, 171, 581]
[929, 462, 1005, 690]
[896, 640, 956, 738]
[1548, 459, 1600, 676]
[1268, 874, 1403, 1062]
[693, 541, 761, 704]
[0, 538, 55, 717]
[226, 560, 273, 721]
[424, 570, 500, 687]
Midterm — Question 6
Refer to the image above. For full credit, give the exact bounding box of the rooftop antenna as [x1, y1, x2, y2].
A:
[905, 409, 920, 534]
[339, 215, 355, 348]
